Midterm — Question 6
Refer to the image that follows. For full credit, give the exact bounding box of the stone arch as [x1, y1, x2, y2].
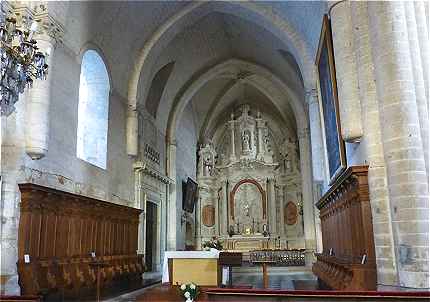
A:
[166, 58, 307, 145]
[145, 61, 175, 118]
[229, 179, 267, 220]
[127, 1, 315, 112]
[165, 59, 315, 251]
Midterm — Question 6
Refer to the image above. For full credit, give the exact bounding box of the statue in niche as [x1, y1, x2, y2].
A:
[262, 129, 274, 163]
[198, 142, 217, 177]
[280, 137, 299, 173]
[243, 202, 250, 217]
[242, 130, 251, 152]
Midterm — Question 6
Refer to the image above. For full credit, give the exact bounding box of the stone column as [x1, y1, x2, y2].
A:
[404, 2, 429, 177]
[330, 0, 363, 142]
[351, 1, 398, 285]
[297, 127, 316, 265]
[166, 140, 177, 250]
[368, 1, 429, 288]
[126, 107, 139, 156]
[268, 178, 276, 235]
[228, 113, 236, 162]
[256, 113, 264, 160]
[414, 1, 429, 103]
[24, 10, 64, 159]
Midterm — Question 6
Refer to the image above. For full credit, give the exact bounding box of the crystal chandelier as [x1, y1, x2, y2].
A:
[0, 7, 49, 116]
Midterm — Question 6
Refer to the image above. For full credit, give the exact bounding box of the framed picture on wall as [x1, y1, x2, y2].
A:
[315, 15, 346, 184]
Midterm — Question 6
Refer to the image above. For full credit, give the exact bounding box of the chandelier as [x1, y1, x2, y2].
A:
[0, 8, 49, 116]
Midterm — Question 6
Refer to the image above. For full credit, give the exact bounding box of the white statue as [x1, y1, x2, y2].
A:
[198, 142, 217, 177]
[242, 130, 251, 152]
[283, 138, 299, 172]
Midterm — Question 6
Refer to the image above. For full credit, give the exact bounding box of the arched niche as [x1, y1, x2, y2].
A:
[229, 178, 267, 221]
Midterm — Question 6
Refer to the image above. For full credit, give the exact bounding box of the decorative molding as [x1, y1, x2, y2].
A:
[134, 161, 172, 184]
[144, 143, 160, 165]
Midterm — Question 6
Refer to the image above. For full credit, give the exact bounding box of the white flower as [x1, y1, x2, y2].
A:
[190, 283, 196, 290]
[180, 284, 186, 290]
[184, 291, 190, 298]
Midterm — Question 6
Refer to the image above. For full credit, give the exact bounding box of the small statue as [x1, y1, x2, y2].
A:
[242, 131, 251, 152]
[203, 154, 213, 176]
[243, 202, 250, 217]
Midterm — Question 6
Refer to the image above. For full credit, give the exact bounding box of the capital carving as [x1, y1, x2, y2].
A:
[297, 127, 310, 140]
[33, 10, 65, 45]
[8, 3, 64, 46]
[305, 88, 318, 101]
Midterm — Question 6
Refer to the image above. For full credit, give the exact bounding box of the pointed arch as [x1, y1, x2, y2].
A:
[145, 61, 175, 118]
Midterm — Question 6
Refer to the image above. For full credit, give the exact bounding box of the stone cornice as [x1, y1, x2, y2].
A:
[134, 161, 172, 184]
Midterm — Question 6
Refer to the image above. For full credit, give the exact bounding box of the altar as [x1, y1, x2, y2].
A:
[162, 250, 220, 286]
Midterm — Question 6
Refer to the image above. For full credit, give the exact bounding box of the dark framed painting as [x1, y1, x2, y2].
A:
[315, 15, 346, 184]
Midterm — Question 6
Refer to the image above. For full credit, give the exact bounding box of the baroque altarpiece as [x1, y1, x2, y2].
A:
[196, 104, 305, 251]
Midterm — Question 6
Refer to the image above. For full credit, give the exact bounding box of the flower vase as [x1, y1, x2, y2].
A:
[185, 299, 193, 302]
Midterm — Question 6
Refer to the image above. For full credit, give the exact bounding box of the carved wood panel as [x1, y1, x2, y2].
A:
[312, 166, 376, 290]
[202, 205, 215, 227]
[17, 183, 143, 299]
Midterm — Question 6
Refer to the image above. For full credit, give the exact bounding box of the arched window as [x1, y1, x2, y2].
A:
[77, 50, 110, 169]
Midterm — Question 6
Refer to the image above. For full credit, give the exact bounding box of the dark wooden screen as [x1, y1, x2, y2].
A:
[17, 183, 144, 300]
[313, 166, 377, 290]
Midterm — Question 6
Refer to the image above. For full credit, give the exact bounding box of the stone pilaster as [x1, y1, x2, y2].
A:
[330, 1, 363, 142]
[350, 1, 398, 286]
[134, 162, 146, 255]
[368, 1, 429, 288]
[268, 178, 276, 235]
[19, 6, 64, 159]
[306, 88, 326, 185]
[297, 127, 316, 265]
[166, 140, 177, 250]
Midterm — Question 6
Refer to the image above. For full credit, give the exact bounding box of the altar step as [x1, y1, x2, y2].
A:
[231, 266, 316, 290]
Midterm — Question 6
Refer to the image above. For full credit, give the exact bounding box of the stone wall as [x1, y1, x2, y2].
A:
[175, 102, 198, 249]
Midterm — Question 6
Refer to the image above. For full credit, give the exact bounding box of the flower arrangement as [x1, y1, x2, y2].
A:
[179, 283, 199, 302]
[202, 236, 223, 251]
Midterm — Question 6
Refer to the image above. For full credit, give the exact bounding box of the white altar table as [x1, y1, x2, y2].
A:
[162, 250, 220, 284]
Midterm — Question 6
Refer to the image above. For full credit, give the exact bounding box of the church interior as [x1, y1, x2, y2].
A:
[0, 1, 429, 301]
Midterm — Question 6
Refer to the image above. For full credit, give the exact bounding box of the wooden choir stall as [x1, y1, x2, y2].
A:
[17, 183, 144, 301]
[312, 166, 377, 290]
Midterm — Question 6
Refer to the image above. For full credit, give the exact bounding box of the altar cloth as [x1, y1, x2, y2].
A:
[162, 250, 220, 283]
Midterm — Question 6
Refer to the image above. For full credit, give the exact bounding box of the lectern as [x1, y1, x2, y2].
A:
[218, 252, 242, 287]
